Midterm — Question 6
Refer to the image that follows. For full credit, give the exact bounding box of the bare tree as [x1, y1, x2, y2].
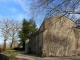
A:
[9, 20, 21, 49]
[30, 0, 80, 18]
[0, 19, 21, 50]
[0, 19, 11, 50]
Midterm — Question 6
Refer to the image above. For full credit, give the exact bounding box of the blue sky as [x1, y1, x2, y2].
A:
[0, 0, 80, 27]
[0, 0, 80, 44]
[0, 0, 33, 44]
[0, 0, 44, 44]
[0, 0, 44, 28]
[0, 0, 33, 22]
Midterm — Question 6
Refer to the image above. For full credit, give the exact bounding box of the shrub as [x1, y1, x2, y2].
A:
[3, 50, 18, 60]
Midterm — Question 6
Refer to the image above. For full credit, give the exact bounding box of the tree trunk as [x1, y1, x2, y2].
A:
[3, 40, 6, 51]
[23, 42, 25, 49]
[10, 38, 14, 49]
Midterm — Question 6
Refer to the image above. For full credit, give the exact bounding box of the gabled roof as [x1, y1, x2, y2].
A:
[39, 14, 76, 32]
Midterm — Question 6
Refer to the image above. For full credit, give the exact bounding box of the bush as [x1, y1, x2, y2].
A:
[3, 50, 18, 60]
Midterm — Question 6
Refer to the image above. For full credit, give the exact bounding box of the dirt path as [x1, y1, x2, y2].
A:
[17, 55, 80, 60]
[16, 51, 80, 60]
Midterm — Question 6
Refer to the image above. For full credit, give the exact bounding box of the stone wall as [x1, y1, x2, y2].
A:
[0, 54, 9, 60]
[29, 14, 79, 57]
[42, 14, 77, 56]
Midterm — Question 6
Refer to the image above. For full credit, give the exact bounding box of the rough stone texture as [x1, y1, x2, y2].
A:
[29, 14, 80, 57]
[42, 14, 76, 56]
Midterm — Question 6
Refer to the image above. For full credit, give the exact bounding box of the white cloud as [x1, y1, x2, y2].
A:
[0, 15, 5, 19]
[0, 0, 7, 3]
[15, 0, 31, 13]
[0, 0, 13, 3]
[0, 0, 31, 13]
[17, 14, 24, 20]
[9, 7, 17, 13]
[16, 13, 32, 22]
[0, 0, 32, 20]
[16, 14, 27, 22]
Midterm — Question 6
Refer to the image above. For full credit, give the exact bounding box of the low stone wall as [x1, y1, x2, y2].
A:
[0, 53, 9, 60]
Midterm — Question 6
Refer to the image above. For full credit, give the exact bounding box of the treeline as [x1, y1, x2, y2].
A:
[0, 18, 37, 51]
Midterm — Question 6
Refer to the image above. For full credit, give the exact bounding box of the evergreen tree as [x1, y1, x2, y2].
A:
[19, 18, 37, 49]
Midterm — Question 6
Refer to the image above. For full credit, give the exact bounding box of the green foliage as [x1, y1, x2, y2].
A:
[18, 18, 38, 48]
[3, 50, 18, 60]
[29, 19, 38, 33]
